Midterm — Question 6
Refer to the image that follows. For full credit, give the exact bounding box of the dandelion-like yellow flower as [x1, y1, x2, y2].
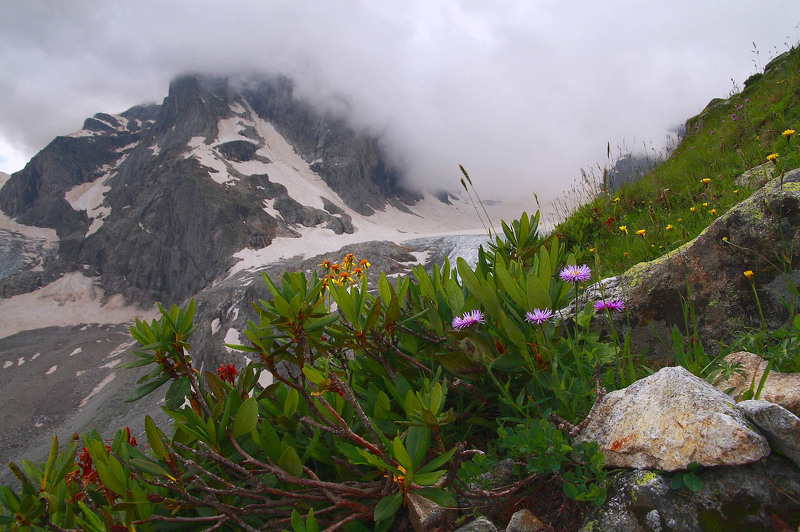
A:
[619, 225, 628, 234]
[733, 189, 739, 195]
[710, 209, 717, 215]
[767, 153, 780, 163]
[722, 236, 728, 242]
[690, 207, 696, 212]
[636, 229, 646, 238]
[783, 129, 795, 138]
[614, 197, 621, 203]
[702, 202, 709, 207]
[701, 178, 711, 185]
[589, 248, 596, 253]
[666, 224, 674, 230]
[744, 270, 754, 280]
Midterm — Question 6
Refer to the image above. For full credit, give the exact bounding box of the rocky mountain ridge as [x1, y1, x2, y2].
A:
[0, 74, 433, 306]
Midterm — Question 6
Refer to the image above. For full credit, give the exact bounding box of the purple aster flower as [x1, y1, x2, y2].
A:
[525, 308, 553, 325]
[559, 264, 592, 284]
[594, 299, 626, 312]
[452, 309, 485, 330]
[607, 299, 626, 312]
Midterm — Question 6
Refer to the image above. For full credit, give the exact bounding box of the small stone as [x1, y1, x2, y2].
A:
[575, 366, 770, 470]
[738, 399, 800, 468]
[455, 516, 498, 532]
[506, 508, 548, 532]
[406, 492, 455, 532]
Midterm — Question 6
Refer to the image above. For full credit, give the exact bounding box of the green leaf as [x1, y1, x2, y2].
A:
[291, 508, 306, 532]
[233, 397, 258, 438]
[94, 459, 127, 496]
[411, 470, 445, 486]
[415, 487, 456, 508]
[128, 458, 169, 478]
[374, 492, 403, 521]
[392, 437, 414, 474]
[302, 366, 326, 385]
[125, 376, 170, 402]
[563, 481, 579, 499]
[42, 434, 58, 489]
[684, 474, 704, 492]
[283, 388, 299, 418]
[145, 415, 168, 459]
[278, 446, 303, 478]
[164, 376, 191, 410]
[417, 446, 456, 475]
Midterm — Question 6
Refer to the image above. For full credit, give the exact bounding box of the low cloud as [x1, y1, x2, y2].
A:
[1, 1, 798, 205]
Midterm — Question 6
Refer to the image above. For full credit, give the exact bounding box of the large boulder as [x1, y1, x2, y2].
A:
[573, 366, 770, 470]
[617, 169, 800, 365]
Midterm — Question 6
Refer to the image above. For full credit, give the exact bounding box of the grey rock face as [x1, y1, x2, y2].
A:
[614, 169, 800, 365]
[738, 399, 800, 468]
[580, 456, 800, 531]
[574, 366, 770, 471]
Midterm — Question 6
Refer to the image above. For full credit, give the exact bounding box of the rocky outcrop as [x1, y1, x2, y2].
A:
[580, 457, 800, 531]
[714, 351, 800, 416]
[573, 366, 770, 471]
[615, 169, 800, 365]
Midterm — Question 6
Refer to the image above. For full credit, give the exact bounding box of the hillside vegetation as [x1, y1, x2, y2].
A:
[556, 45, 800, 278]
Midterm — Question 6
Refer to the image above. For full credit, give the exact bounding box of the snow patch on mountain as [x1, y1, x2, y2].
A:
[0, 272, 156, 339]
[65, 154, 129, 237]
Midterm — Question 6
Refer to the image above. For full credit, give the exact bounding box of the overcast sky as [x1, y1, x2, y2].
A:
[1, 1, 799, 204]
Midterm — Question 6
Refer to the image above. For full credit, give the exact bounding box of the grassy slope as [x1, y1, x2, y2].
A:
[555, 45, 800, 279]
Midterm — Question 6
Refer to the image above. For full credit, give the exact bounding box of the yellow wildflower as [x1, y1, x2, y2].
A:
[614, 197, 620, 203]
[666, 224, 674, 230]
[636, 229, 646, 238]
[702, 202, 709, 207]
[359, 259, 370, 268]
[783, 129, 795, 139]
[710, 209, 717, 215]
[690, 207, 696, 212]
[619, 225, 628, 234]
[733, 189, 739, 195]
[767, 153, 780, 163]
[623, 252, 629, 257]
[744, 270, 754, 280]
[589, 248, 596, 253]
[701, 178, 711, 185]
[320, 260, 332, 270]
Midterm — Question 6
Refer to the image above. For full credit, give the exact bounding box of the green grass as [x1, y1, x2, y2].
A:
[556, 45, 800, 278]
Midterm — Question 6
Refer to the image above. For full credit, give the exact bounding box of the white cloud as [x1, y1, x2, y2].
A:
[1, 1, 798, 203]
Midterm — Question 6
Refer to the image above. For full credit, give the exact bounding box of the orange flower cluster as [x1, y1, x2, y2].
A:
[319, 254, 370, 288]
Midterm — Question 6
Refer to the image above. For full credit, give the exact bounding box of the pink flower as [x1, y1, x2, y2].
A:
[594, 299, 626, 312]
[559, 264, 591, 284]
[525, 308, 553, 325]
[453, 310, 485, 330]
